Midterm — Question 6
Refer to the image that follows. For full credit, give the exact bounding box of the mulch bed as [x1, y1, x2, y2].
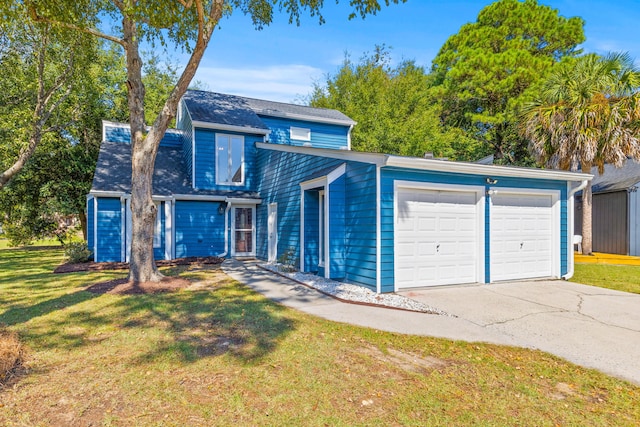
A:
[85, 276, 193, 295]
[54, 256, 224, 274]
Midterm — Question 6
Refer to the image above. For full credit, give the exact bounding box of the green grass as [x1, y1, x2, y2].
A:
[0, 247, 639, 426]
[573, 263, 640, 294]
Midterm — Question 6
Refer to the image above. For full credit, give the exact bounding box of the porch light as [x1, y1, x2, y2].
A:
[218, 201, 227, 215]
[485, 177, 498, 185]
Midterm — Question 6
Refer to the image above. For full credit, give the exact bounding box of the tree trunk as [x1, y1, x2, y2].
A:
[123, 16, 163, 283]
[581, 162, 593, 255]
[123, 3, 221, 283]
[79, 210, 87, 240]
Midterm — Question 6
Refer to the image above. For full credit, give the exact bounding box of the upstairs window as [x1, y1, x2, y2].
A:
[216, 134, 244, 185]
[290, 126, 311, 142]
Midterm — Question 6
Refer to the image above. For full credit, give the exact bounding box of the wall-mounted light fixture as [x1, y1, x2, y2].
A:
[218, 201, 227, 215]
[485, 177, 498, 185]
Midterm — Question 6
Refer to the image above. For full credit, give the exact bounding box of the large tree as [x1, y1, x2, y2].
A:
[13, 0, 405, 283]
[310, 47, 481, 160]
[431, 0, 584, 165]
[520, 53, 640, 254]
[0, 44, 179, 246]
[0, 17, 96, 188]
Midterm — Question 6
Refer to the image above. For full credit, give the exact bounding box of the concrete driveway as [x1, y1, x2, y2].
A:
[399, 280, 640, 385]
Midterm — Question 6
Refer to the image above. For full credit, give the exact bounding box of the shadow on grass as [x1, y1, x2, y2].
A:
[2, 247, 296, 365]
[0, 290, 99, 327]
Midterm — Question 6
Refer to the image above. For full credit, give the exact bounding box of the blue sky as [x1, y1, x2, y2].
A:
[188, 0, 640, 103]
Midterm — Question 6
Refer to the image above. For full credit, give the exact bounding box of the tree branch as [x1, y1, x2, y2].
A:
[28, 3, 125, 47]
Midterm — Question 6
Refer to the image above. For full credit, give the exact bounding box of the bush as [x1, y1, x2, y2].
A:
[0, 329, 24, 386]
[278, 247, 298, 272]
[64, 242, 92, 263]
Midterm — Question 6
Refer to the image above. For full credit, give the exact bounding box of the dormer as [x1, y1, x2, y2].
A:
[177, 90, 357, 192]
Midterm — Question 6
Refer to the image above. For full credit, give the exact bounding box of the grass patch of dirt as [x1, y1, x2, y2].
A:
[86, 276, 192, 295]
[0, 330, 25, 387]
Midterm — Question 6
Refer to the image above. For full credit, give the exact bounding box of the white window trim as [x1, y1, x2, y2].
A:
[215, 133, 245, 186]
[393, 181, 486, 291]
[290, 126, 311, 142]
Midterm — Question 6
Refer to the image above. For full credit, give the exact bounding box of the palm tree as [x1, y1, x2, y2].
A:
[520, 53, 640, 254]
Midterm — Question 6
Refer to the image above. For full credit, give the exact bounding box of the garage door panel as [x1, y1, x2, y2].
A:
[396, 187, 480, 289]
[490, 192, 555, 282]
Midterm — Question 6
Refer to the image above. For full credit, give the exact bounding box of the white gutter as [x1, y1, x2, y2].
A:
[562, 179, 589, 280]
[191, 120, 270, 136]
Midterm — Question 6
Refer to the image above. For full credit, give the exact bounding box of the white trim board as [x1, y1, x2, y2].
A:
[257, 142, 592, 182]
[192, 120, 270, 135]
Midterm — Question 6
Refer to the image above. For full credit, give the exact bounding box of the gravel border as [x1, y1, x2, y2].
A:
[258, 263, 449, 315]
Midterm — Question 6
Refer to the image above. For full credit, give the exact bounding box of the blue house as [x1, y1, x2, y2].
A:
[88, 90, 592, 292]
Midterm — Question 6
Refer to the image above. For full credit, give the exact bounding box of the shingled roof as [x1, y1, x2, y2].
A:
[91, 142, 259, 199]
[182, 90, 356, 128]
[588, 161, 640, 194]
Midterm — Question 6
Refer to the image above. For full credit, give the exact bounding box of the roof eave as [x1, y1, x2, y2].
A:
[192, 120, 270, 135]
[385, 156, 594, 181]
[255, 110, 356, 127]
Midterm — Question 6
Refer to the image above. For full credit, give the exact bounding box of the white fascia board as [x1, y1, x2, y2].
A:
[89, 190, 126, 198]
[385, 156, 593, 182]
[225, 197, 263, 205]
[257, 142, 386, 166]
[327, 163, 346, 184]
[172, 194, 227, 201]
[256, 110, 356, 127]
[192, 120, 270, 136]
[300, 176, 327, 190]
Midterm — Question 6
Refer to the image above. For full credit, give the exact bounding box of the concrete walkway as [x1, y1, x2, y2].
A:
[222, 260, 640, 385]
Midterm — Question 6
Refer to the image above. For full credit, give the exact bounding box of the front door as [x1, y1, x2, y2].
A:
[268, 203, 278, 262]
[232, 206, 255, 257]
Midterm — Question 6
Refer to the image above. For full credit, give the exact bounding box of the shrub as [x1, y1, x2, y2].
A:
[278, 247, 298, 272]
[64, 242, 92, 263]
[0, 329, 24, 386]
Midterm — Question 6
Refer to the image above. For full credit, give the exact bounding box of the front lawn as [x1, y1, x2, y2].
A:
[573, 263, 640, 294]
[1, 247, 638, 426]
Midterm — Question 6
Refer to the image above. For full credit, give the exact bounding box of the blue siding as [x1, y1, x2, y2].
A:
[193, 128, 260, 191]
[153, 202, 166, 260]
[255, 147, 378, 290]
[87, 197, 95, 256]
[380, 167, 569, 291]
[329, 175, 346, 279]
[95, 198, 122, 262]
[177, 102, 194, 181]
[260, 116, 350, 150]
[174, 201, 225, 257]
[104, 125, 131, 144]
[103, 123, 183, 147]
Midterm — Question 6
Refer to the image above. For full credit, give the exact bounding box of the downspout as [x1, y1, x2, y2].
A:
[346, 124, 354, 150]
[217, 200, 232, 257]
[562, 179, 589, 280]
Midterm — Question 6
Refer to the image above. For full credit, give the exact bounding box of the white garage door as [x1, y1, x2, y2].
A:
[395, 188, 479, 289]
[490, 192, 555, 282]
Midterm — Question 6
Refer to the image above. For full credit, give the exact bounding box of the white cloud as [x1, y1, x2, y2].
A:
[193, 64, 324, 103]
